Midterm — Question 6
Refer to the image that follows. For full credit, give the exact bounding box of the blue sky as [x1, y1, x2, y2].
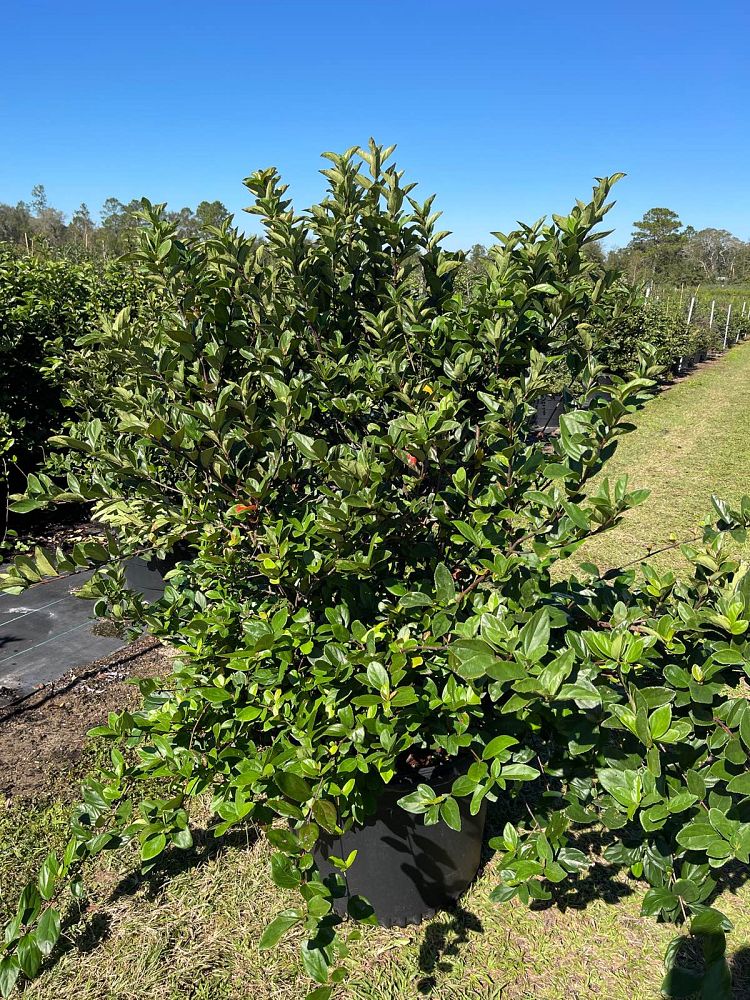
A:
[1, 0, 748, 248]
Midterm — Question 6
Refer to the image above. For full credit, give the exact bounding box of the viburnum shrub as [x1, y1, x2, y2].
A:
[2, 144, 750, 999]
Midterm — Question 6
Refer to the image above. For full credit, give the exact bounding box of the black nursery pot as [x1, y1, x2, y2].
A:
[534, 393, 564, 433]
[313, 759, 487, 928]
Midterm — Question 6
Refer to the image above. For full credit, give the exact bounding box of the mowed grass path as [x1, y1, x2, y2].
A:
[577, 339, 750, 572]
[3, 344, 750, 1000]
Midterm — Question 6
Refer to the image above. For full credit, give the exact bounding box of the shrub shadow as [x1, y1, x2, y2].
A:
[416, 905, 484, 994]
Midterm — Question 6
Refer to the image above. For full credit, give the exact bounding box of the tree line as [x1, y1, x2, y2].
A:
[460, 208, 750, 288]
[1, 186, 748, 286]
[0, 185, 230, 256]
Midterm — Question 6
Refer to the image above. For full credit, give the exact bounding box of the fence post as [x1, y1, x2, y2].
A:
[723, 304, 732, 350]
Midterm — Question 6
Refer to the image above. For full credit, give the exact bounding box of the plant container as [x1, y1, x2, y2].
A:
[534, 393, 564, 432]
[313, 759, 487, 927]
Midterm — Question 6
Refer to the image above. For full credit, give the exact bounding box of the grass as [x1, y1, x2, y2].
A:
[574, 339, 750, 573]
[3, 343, 750, 999]
[3, 785, 750, 1000]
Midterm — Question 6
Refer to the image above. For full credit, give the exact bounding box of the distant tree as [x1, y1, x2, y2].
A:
[582, 240, 605, 264]
[0, 202, 33, 247]
[100, 197, 144, 254]
[33, 208, 68, 246]
[628, 207, 685, 279]
[684, 227, 744, 282]
[167, 206, 200, 240]
[195, 199, 231, 229]
[30, 184, 48, 215]
[468, 243, 487, 263]
[631, 207, 683, 246]
[70, 203, 96, 250]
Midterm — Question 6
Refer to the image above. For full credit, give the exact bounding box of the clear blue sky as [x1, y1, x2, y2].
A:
[1, 0, 748, 248]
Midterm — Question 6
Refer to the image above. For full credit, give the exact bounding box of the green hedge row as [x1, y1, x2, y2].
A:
[0, 247, 143, 476]
[595, 297, 749, 378]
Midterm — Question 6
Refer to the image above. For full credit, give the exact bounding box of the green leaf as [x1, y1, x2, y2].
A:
[482, 735, 519, 760]
[489, 883, 518, 903]
[8, 499, 45, 514]
[366, 661, 390, 691]
[15, 933, 42, 978]
[37, 853, 59, 901]
[434, 562, 456, 604]
[558, 678, 601, 707]
[451, 774, 476, 797]
[641, 886, 677, 916]
[557, 847, 589, 872]
[500, 763, 540, 782]
[726, 772, 750, 795]
[259, 909, 302, 950]
[141, 832, 167, 861]
[277, 772, 313, 803]
[301, 942, 329, 984]
[312, 799, 338, 834]
[305, 988, 333, 1000]
[699, 958, 731, 999]
[35, 907, 61, 957]
[520, 609, 550, 662]
[661, 965, 702, 999]
[391, 686, 418, 708]
[171, 827, 194, 850]
[450, 639, 498, 680]
[650, 703, 672, 740]
[397, 784, 436, 814]
[676, 822, 720, 851]
[0, 956, 20, 999]
[271, 853, 302, 889]
[439, 796, 462, 831]
[691, 907, 732, 935]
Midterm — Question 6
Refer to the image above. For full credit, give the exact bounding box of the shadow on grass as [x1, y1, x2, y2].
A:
[33, 823, 260, 983]
[110, 823, 260, 903]
[416, 905, 484, 993]
[730, 946, 750, 999]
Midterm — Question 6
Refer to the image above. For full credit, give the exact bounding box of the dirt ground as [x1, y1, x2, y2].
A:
[0, 638, 172, 798]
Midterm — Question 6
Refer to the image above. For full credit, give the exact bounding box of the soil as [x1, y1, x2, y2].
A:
[2, 503, 100, 557]
[0, 637, 173, 799]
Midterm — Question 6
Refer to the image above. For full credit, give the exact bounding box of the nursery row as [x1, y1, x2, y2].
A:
[0, 248, 145, 474]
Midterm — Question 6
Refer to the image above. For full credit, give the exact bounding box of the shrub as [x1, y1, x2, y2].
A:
[1, 145, 749, 1000]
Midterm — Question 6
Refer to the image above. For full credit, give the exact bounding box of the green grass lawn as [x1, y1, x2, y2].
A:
[3, 343, 750, 1000]
[575, 339, 750, 573]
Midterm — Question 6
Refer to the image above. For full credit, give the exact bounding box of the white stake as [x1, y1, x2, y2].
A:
[723, 304, 732, 350]
[709, 300, 715, 329]
[685, 296, 695, 330]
